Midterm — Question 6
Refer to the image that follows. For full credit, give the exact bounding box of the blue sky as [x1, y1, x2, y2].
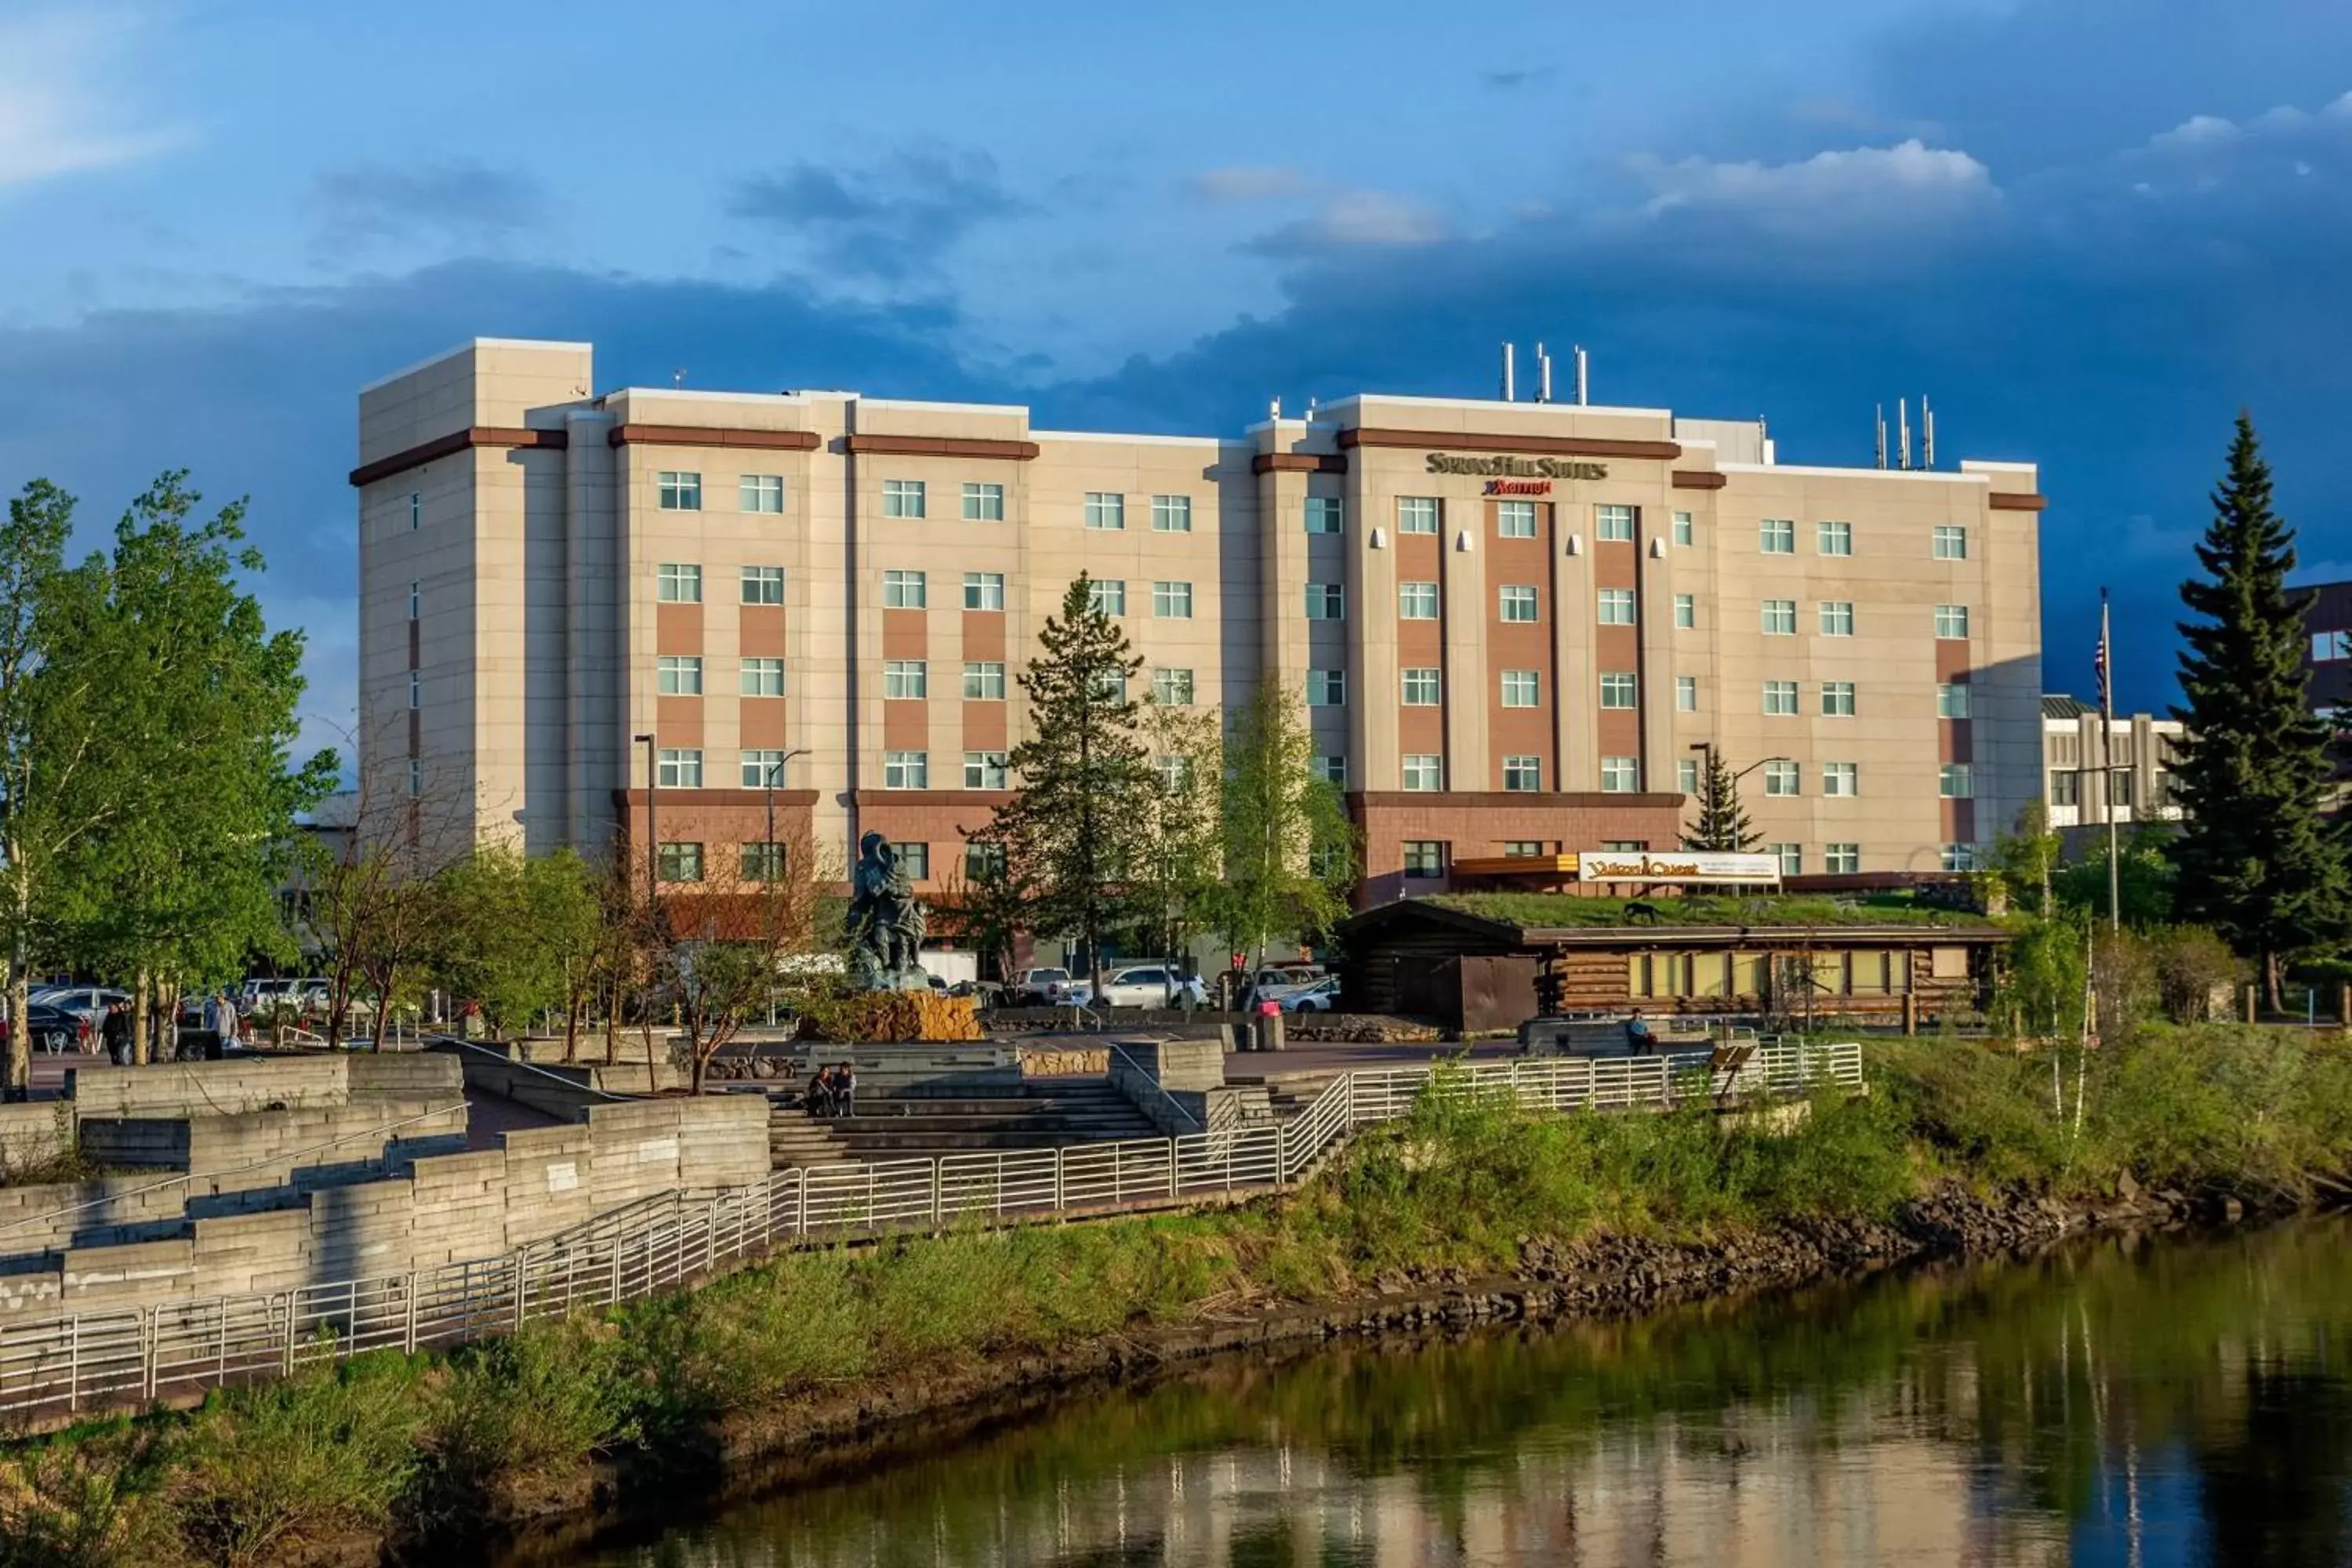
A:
[1, 0, 2347, 764]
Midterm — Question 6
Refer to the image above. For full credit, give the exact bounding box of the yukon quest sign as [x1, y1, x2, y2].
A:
[1579, 851, 1783, 886]
[1426, 453, 1609, 481]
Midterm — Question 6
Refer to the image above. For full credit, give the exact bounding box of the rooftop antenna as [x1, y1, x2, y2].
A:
[1269, 396, 1282, 420]
[1501, 343, 1517, 402]
[1922, 396, 1936, 470]
[1875, 405, 1888, 470]
[1897, 397, 1912, 471]
[1305, 396, 1319, 419]
[1573, 345, 1590, 406]
[671, 368, 687, 388]
[1535, 342, 1552, 404]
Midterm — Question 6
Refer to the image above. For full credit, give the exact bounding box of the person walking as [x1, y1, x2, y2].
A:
[100, 1000, 132, 1066]
[209, 991, 238, 1058]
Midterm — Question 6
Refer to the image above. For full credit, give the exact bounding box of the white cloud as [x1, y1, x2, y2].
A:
[1185, 165, 1315, 202]
[0, 11, 179, 189]
[1628, 139, 1998, 230]
[1243, 189, 1448, 257]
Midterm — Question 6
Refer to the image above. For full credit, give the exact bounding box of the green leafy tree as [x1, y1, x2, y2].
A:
[1216, 678, 1355, 968]
[1992, 801, 2065, 914]
[2056, 824, 2176, 927]
[971, 575, 1152, 1004]
[433, 848, 561, 1039]
[2167, 414, 2350, 1006]
[1128, 700, 1225, 970]
[1682, 749, 1761, 851]
[528, 848, 609, 1062]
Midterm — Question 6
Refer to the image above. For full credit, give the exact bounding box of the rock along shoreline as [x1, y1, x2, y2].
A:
[476, 1179, 2224, 1566]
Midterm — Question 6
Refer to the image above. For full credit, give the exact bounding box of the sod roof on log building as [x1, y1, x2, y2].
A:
[1338, 892, 2009, 949]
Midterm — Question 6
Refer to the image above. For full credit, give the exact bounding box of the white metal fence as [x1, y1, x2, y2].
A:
[0, 1041, 1859, 1426]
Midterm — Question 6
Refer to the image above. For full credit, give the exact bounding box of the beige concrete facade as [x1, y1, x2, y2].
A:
[354, 339, 2045, 897]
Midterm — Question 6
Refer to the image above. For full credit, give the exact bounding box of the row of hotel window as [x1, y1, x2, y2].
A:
[1398, 841, 1982, 878]
[649, 839, 1000, 884]
[1302, 670, 1975, 720]
[644, 742, 1976, 802]
[626, 478, 1973, 562]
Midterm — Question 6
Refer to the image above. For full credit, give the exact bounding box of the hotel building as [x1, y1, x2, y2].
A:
[353, 339, 2045, 906]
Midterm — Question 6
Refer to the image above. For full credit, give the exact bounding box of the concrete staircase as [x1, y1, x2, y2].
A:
[766, 1076, 1160, 1168]
[1232, 1069, 1343, 1123]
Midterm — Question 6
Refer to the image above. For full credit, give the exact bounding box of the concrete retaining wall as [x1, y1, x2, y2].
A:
[64, 1053, 462, 1119]
[0, 1102, 72, 1173]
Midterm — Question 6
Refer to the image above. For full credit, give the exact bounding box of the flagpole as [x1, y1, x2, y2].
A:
[2101, 590, 2120, 932]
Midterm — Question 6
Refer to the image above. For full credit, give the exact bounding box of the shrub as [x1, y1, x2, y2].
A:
[412, 1317, 635, 1528]
[2154, 927, 2242, 1023]
[0, 1429, 172, 1568]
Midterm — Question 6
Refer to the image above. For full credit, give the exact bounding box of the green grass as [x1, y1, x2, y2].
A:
[8, 1023, 2351, 1565]
[1424, 891, 1997, 931]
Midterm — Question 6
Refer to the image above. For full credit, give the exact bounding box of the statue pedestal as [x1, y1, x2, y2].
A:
[808, 991, 983, 1044]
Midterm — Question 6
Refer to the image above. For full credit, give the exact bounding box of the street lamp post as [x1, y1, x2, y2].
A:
[763, 747, 811, 881]
[635, 732, 658, 910]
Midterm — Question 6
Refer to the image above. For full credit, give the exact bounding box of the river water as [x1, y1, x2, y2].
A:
[553, 1219, 2352, 1566]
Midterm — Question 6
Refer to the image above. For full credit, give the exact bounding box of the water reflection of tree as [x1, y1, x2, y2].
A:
[2194, 1367, 2352, 1566]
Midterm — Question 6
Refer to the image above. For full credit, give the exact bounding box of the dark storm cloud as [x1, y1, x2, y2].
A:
[308, 158, 551, 260]
[728, 144, 1030, 281]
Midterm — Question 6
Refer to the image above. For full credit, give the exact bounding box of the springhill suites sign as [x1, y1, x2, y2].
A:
[1425, 453, 1609, 481]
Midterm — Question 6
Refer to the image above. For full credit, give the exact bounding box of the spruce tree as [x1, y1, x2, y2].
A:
[1682, 748, 1760, 851]
[968, 575, 1151, 1005]
[2169, 413, 2349, 1007]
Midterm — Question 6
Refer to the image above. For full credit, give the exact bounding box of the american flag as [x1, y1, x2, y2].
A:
[2095, 590, 2111, 715]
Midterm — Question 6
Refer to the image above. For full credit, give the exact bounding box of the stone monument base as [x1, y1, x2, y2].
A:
[807, 991, 984, 1044]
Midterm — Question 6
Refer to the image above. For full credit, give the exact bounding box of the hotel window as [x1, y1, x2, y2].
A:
[1760, 518, 1795, 554]
[1088, 579, 1126, 616]
[1942, 843, 1980, 873]
[1500, 669, 1539, 708]
[739, 474, 784, 514]
[895, 843, 930, 880]
[1938, 681, 1972, 719]
[1403, 840, 1447, 878]
[741, 566, 784, 605]
[1600, 756, 1641, 792]
[1763, 760, 1800, 797]
[741, 841, 785, 883]
[1152, 494, 1192, 533]
[884, 750, 929, 789]
[1312, 754, 1346, 785]
[656, 747, 702, 788]
[656, 655, 703, 696]
[1762, 599, 1796, 635]
[1595, 504, 1635, 542]
[1305, 670, 1346, 707]
[962, 571, 1003, 611]
[407, 582, 420, 620]
[1502, 840, 1544, 858]
[1502, 755, 1542, 792]
[1152, 581, 1194, 619]
[1674, 593, 1695, 629]
[2314, 630, 2352, 662]
[1402, 668, 1442, 706]
[1599, 672, 1638, 709]
[658, 471, 702, 511]
[2050, 770, 2079, 805]
[741, 750, 786, 789]
[1772, 843, 1803, 877]
[1820, 601, 1855, 637]
[1821, 681, 1857, 717]
[1091, 670, 1129, 703]
[408, 492, 421, 531]
[1672, 510, 1694, 546]
[1152, 667, 1195, 706]
[1817, 520, 1853, 557]
[1600, 840, 1648, 853]
[1940, 764, 1974, 798]
[1402, 754, 1443, 792]
[1763, 680, 1799, 716]
[964, 661, 1007, 700]
[657, 842, 703, 882]
[407, 672, 420, 710]
[884, 659, 927, 699]
[966, 842, 1007, 880]
[1826, 843, 1860, 874]
[1399, 582, 1439, 619]
[1305, 583, 1345, 620]
[1823, 761, 1859, 797]
[1396, 496, 1437, 535]
[962, 481, 1004, 522]
[1675, 675, 1697, 713]
[1503, 585, 1543, 622]
[657, 563, 702, 603]
[1935, 604, 1971, 640]
[2111, 770, 2136, 808]
[1155, 754, 1193, 791]
[1678, 758, 1701, 794]
[883, 478, 926, 519]
[1933, 524, 1968, 561]
[964, 751, 1010, 789]
[1305, 497, 1345, 535]
[1595, 587, 1633, 626]
[1497, 501, 1537, 539]
[883, 569, 927, 608]
[741, 658, 784, 698]
[1083, 492, 1125, 530]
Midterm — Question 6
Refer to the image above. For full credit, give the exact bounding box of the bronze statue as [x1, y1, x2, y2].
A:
[848, 831, 930, 990]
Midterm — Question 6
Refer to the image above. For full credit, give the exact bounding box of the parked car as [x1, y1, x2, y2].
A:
[5, 1003, 93, 1055]
[1272, 977, 1342, 1014]
[31, 985, 129, 1030]
[1063, 966, 1210, 1010]
[1251, 964, 1325, 990]
[1007, 967, 1071, 1006]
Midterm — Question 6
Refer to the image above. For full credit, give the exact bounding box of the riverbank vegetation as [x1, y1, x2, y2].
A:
[9, 1022, 2352, 1566]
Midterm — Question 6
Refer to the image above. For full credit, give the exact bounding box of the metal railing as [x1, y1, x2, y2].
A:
[0, 1042, 1859, 1425]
